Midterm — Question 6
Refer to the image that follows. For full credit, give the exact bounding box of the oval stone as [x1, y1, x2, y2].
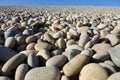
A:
[25, 66, 60, 80]
[63, 54, 89, 77]
[46, 55, 67, 67]
[4, 37, 16, 48]
[80, 63, 109, 80]
[2, 54, 26, 75]
[15, 64, 29, 80]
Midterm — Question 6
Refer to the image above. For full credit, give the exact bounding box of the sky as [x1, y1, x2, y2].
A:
[0, 0, 120, 6]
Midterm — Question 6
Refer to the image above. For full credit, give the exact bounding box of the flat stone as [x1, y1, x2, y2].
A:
[108, 47, 120, 67]
[80, 63, 109, 80]
[63, 54, 89, 77]
[15, 63, 29, 80]
[46, 55, 67, 67]
[0, 45, 16, 63]
[25, 66, 60, 80]
[2, 53, 26, 75]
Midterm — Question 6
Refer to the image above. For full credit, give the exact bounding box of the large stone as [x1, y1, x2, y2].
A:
[80, 63, 109, 80]
[25, 66, 60, 80]
[108, 47, 120, 67]
[15, 63, 29, 80]
[0, 45, 16, 63]
[25, 35, 37, 44]
[63, 54, 89, 77]
[107, 72, 120, 80]
[46, 55, 67, 67]
[2, 53, 26, 75]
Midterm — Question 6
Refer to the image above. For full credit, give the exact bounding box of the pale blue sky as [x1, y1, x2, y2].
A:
[0, 0, 120, 6]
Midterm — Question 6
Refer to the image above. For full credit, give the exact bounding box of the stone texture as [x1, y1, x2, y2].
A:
[25, 66, 60, 80]
[4, 37, 16, 48]
[15, 63, 29, 80]
[107, 72, 120, 80]
[0, 45, 16, 63]
[80, 63, 109, 80]
[63, 54, 89, 77]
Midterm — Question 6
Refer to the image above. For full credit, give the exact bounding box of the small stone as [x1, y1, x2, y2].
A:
[27, 53, 39, 67]
[25, 35, 37, 44]
[92, 42, 111, 53]
[97, 23, 108, 29]
[92, 52, 110, 62]
[80, 63, 109, 80]
[57, 38, 66, 50]
[52, 23, 64, 30]
[104, 60, 116, 68]
[46, 55, 67, 67]
[25, 66, 60, 80]
[63, 54, 89, 77]
[26, 43, 36, 50]
[108, 46, 120, 67]
[2, 53, 26, 75]
[35, 42, 51, 51]
[44, 33, 55, 44]
[15, 64, 29, 80]
[79, 31, 89, 47]
[66, 39, 76, 47]
[16, 35, 26, 45]
[107, 72, 120, 80]
[20, 50, 38, 56]
[4, 37, 16, 48]
[0, 45, 16, 63]
[50, 48, 63, 56]
[106, 34, 120, 46]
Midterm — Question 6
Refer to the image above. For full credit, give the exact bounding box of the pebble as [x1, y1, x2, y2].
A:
[99, 63, 116, 75]
[106, 34, 120, 46]
[92, 52, 110, 62]
[15, 63, 29, 80]
[57, 38, 66, 50]
[0, 45, 16, 63]
[25, 66, 61, 80]
[4, 37, 16, 48]
[0, 76, 11, 80]
[108, 46, 120, 67]
[20, 50, 38, 56]
[107, 72, 120, 80]
[46, 55, 67, 67]
[97, 23, 108, 29]
[79, 31, 89, 47]
[35, 42, 51, 51]
[16, 35, 26, 45]
[92, 42, 111, 53]
[63, 54, 89, 77]
[26, 43, 36, 50]
[61, 75, 70, 80]
[27, 53, 39, 67]
[2, 53, 26, 75]
[104, 60, 116, 68]
[80, 63, 109, 80]
[16, 44, 27, 52]
[25, 35, 37, 44]
[50, 48, 63, 56]
[4, 29, 22, 39]
[44, 33, 55, 44]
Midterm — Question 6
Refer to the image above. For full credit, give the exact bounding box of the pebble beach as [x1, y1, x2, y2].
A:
[0, 6, 120, 80]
